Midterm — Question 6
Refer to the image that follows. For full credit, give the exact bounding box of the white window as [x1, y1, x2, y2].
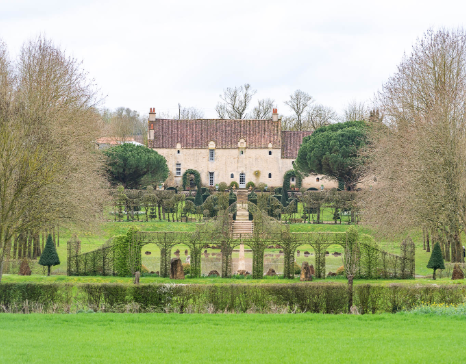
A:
[268, 173, 272, 178]
[175, 163, 181, 176]
[209, 149, 215, 161]
[291, 177, 295, 183]
[230, 173, 234, 178]
[209, 172, 214, 186]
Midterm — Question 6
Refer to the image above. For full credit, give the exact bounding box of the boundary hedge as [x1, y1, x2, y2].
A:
[0, 283, 464, 314]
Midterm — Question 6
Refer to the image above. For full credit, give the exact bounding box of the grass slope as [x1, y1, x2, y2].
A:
[0, 313, 464, 363]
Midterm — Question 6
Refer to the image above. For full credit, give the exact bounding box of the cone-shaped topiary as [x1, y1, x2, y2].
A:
[194, 187, 203, 206]
[427, 242, 445, 280]
[39, 234, 60, 276]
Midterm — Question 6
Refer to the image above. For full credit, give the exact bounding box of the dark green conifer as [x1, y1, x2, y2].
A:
[194, 187, 203, 206]
[39, 234, 60, 276]
[427, 242, 445, 280]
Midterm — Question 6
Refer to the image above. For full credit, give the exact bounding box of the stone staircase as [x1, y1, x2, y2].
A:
[232, 190, 253, 239]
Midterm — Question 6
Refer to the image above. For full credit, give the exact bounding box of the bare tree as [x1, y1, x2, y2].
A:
[251, 98, 275, 119]
[177, 105, 204, 119]
[305, 104, 338, 131]
[284, 90, 313, 130]
[215, 83, 256, 119]
[362, 28, 466, 263]
[0, 37, 107, 281]
[343, 100, 368, 121]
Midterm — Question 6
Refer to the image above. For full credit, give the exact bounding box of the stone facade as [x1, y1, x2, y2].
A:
[147, 108, 337, 189]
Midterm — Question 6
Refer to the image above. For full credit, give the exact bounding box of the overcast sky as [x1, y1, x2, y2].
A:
[2, 0, 466, 118]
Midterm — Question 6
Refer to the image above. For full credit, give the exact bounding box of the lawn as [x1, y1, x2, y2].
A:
[0, 313, 464, 363]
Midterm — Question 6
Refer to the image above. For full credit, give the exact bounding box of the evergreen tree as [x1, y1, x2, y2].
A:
[39, 234, 60, 276]
[194, 187, 203, 206]
[427, 242, 445, 280]
[281, 186, 288, 207]
[295, 120, 368, 190]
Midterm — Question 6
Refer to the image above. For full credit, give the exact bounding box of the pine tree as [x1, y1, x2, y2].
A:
[39, 234, 60, 276]
[427, 242, 445, 280]
[194, 188, 203, 206]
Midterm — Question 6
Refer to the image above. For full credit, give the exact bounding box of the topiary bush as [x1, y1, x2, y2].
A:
[182, 263, 191, 275]
[218, 182, 228, 192]
[257, 182, 267, 192]
[246, 181, 255, 189]
[229, 181, 239, 189]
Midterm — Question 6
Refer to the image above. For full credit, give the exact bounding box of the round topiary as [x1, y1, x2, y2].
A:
[218, 182, 228, 192]
[246, 181, 255, 189]
[229, 181, 239, 189]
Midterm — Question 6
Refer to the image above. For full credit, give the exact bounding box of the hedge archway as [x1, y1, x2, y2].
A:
[283, 170, 303, 190]
[182, 169, 201, 190]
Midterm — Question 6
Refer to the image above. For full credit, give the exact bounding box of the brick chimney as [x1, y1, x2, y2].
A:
[148, 107, 156, 141]
[149, 107, 156, 122]
[272, 108, 278, 122]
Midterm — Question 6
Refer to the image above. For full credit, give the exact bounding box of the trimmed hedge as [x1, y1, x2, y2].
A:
[0, 283, 464, 314]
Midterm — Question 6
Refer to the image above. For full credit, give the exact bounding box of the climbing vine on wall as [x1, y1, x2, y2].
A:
[283, 170, 302, 190]
[182, 169, 201, 190]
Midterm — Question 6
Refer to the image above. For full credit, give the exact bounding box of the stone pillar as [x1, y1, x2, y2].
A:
[238, 243, 245, 271]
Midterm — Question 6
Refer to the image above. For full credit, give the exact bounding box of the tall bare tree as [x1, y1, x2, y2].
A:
[284, 90, 313, 130]
[215, 83, 256, 119]
[343, 100, 368, 121]
[177, 105, 204, 119]
[362, 28, 466, 263]
[305, 104, 338, 131]
[0, 37, 107, 281]
[251, 98, 275, 119]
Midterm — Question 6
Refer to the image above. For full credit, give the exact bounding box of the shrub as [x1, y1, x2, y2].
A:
[257, 182, 267, 192]
[246, 181, 255, 189]
[336, 266, 345, 275]
[218, 182, 228, 192]
[293, 262, 301, 275]
[182, 263, 191, 275]
[141, 265, 149, 273]
[229, 181, 239, 189]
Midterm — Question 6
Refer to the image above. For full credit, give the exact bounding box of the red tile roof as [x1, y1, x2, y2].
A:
[148, 119, 312, 159]
[281, 131, 313, 159]
[149, 119, 281, 149]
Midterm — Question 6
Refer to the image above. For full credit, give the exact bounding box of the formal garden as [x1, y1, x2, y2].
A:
[3, 29, 466, 364]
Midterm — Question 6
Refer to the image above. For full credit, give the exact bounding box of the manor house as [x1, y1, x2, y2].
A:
[147, 108, 336, 189]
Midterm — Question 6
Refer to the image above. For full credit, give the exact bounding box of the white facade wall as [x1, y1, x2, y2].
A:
[154, 147, 337, 190]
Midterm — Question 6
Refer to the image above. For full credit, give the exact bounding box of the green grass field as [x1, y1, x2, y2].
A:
[0, 313, 464, 363]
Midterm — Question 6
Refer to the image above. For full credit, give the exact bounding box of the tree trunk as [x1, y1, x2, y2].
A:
[47, 265, 51, 276]
[347, 275, 354, 312]
[422, 228, 426, 250]
[432, 269, 436, 280]
[426, 230, 430, 252]
[0, 259, 3, 283]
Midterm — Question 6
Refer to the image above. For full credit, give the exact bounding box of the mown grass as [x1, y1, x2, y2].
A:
[0, 313, 465, 363]
[2, 273, 462, 286]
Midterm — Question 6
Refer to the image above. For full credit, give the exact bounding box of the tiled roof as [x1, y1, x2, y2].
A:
[149, 119, 281, 149]
[281, 131, 313, 159]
